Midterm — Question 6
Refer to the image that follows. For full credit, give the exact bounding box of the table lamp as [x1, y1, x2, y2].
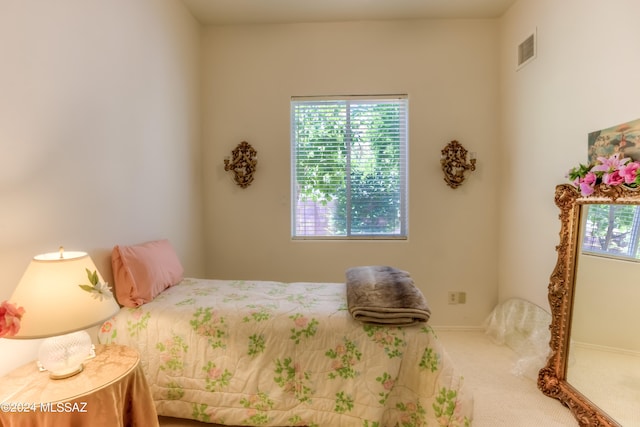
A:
[4, 248, 119, 379]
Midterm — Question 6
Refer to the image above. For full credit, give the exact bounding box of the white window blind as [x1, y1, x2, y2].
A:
[582, 204, 640, 261]
[291, 95, 408, 239]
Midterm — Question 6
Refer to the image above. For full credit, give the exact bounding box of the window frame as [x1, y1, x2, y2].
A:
[290, 94, 409, 240]
[580, 203, 640, 262]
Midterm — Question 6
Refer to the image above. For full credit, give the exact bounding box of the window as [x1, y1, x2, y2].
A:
[581, 204, 640, 261]
[291, 95, 408, 239]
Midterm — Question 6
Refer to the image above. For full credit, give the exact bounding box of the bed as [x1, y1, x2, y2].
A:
[98, 241, 473, 427]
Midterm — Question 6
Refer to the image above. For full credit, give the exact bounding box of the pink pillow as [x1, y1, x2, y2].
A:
[111, 239, 184, 307]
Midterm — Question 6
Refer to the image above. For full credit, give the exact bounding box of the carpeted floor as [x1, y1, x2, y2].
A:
[434, 330, 578, 427]
[158, 330, 580, 427]
[567, 343, 639, 427]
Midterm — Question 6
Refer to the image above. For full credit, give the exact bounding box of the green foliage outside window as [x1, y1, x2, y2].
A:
[293, 98, 406, 237]
[582, 204, 640, 259]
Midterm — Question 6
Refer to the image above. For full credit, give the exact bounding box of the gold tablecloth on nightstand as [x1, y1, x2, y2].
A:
[0, 344, 158, 427]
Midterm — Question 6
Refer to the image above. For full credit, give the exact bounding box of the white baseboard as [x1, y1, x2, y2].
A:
[571, 340, 640, 358]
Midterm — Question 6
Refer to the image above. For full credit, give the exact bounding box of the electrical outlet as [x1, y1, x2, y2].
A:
[448, 292, 458, 304]
[447, 291, 467, 305]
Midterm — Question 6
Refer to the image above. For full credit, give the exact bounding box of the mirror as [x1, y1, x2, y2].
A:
[569, 202, 640, 426]
[538, 183, 640, 427]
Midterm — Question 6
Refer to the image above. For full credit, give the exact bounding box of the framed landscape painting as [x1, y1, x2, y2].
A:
[588, 118, 640, 162]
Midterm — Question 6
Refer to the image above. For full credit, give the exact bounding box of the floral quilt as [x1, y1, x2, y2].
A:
[98, 278, 473, 427]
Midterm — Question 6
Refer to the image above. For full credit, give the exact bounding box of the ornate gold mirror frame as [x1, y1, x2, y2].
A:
[538, 183, 636, 427]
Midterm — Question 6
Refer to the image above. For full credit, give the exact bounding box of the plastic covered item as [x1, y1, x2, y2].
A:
[484, 298, 552, 380]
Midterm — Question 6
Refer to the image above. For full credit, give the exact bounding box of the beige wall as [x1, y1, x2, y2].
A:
[573, 254, 640, 352]
[202, 20, 501, 327]
[499, 0, 640, 309]
[0, 0, 204, 374]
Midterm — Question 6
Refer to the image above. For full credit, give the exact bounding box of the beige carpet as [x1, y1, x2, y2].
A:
[435, 330, 578, 427]
[158, 330, 580, 427]
[567, 343, 640, 427]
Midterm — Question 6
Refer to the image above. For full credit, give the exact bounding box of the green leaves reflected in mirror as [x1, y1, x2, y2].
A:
[582, 204, 640, 261]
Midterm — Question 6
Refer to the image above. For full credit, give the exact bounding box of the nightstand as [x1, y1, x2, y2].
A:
[0, 344, 158, 426]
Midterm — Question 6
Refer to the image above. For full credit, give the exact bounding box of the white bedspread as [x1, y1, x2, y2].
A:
[98, 278, 473, 426]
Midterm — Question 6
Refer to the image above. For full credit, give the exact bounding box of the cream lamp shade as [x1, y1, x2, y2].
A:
[6, 248, 120, 378]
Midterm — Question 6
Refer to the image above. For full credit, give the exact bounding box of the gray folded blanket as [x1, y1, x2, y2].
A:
[345, 266, 431, 326]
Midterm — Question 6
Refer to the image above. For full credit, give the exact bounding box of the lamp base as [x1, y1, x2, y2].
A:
[37, 330, 93, 380]
[48, 363, 84, 380]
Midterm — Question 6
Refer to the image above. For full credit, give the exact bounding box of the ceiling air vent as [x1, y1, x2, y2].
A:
[517, 30, 536, 70]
